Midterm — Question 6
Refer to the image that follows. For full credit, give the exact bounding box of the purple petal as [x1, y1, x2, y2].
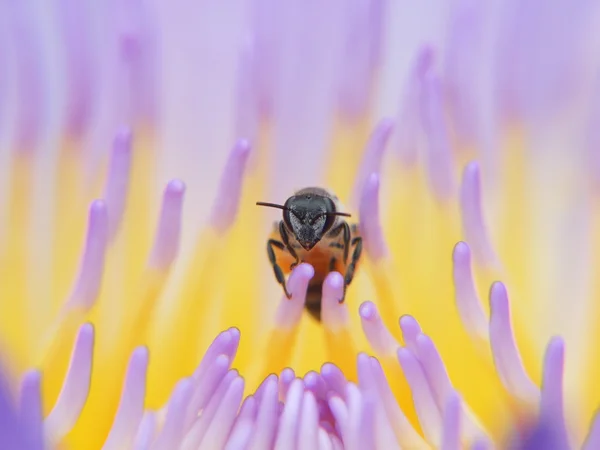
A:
[209, 139, 251, 233]
[18, 370, 43, 450]
[185, 355, 232, 431]
[539, 336, 569, 449]
[320, 363, 347, 399]
[441, 391, 462, 450]
[104, 346, 149, 449]
[273, 263, 314, 330]
[66, 200, 109, 311]
[459, 162, 499, 268]
[151, 377, 194, 450]
[57, 0, 93, 136]
[191, 328, 240, 383]
[452, 241, 488, 340]
[582, 409, 600, 450]
[359, 301, 398, 356]
[297, 391, 319, 449]
[351, 119, 394, 207]
[225, 395, 258, 450]
[489, 282, 539, 403]
[321, 272, 348, 332]
[397, 347, 441, 445]
[419, 71, 456, 202]
[394, 45, 435, 166]
[6, 2, 44, 151]
[45, 323, 95, 445]
[358, 173, 389, 262]
[337, 1, 383, 120]
[183, 370, 238, 447]
[398, 315, 422, 353]
[103, 127, 133, 241]
[248, 374, 279, 449]
[368, 357, 426, 447]
[275, 378, 304, 448]
[132, 411, 156, 450]
[278, 368, 296, 400]
[0, 365, 28, 450]
[148, 179, 185, 270]
[197, 376, 245, 449]
[443, 0, 489, 145]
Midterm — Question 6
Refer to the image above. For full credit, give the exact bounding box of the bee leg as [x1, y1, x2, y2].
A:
[267, 239, 292, 299]
[340, 237, 362, 303]
[342, 222, 351, 265]
[329, 257, 337, 272]
[279, 221, 300, 270]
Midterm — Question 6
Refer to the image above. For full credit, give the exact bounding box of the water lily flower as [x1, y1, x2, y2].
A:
[1, 0, 600, 449]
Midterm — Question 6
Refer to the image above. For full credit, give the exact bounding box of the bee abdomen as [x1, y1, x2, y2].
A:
[305, 282, 323, 321]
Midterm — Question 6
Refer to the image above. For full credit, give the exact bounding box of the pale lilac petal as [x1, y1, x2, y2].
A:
[321, 272, 349, 332]
[394, 45, 435, 166]
[399, 315, 422, 353]
[320, 363, 347, 399]
[459, 162, 499, 268]
[182, 369, 238, 448]
[45, 323, 95, 444]
[248, 374, 279, 450]
[582, 409, 600, 450]
[67, 200, 109, 311]
[191, 328, 240, 383]
[297, 391, 319, 450]
[197, 376, 245, 450]
[441, 391, 461, 450]
[351, 118, 394, 206]
[103, 346, 149, 450]
[359, 301, 399, 355]
[397, 347, 442, 445]
[420, 71, 456, 202]
[150, 378, 193, 450]
[274, 263, 314, 330]
[185, 355, 232, 430]
[452, 241, 488, 340]
[489, 282, 539, 403]
[133, 412, 156, 450]
[358, 173, 388, 262]
[148, 179, 186, 270]
[275, 378, 304, 450]
[18, 370, 43, 450]
[209, 139, 251, 233]
[103, 127, 133, 241]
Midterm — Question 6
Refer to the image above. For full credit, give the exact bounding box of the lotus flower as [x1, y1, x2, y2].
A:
[1, 0, 600, 449]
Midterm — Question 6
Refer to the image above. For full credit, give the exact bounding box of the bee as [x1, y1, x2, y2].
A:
[256, 187, 362, 321]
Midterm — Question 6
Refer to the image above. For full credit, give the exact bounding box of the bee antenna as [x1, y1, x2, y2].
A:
[327, 211, 352, 218]
[256, 201, 288, 211]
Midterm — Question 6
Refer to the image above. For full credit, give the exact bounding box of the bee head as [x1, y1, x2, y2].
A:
[256, 191, 351, 251]
[282, 194, 335, 250]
